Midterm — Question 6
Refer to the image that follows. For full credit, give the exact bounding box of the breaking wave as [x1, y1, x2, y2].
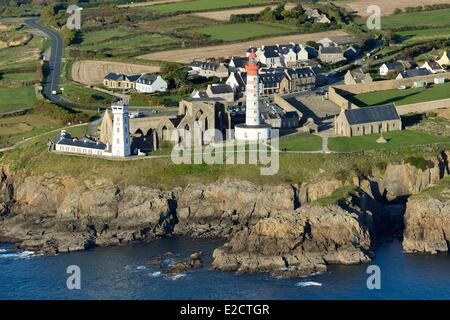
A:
[295, 281, 322, 287]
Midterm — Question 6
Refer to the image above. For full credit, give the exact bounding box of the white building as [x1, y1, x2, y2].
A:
[135, 74, 168, 93]
[54, 130, 110, 156]
[420, 61, 445, 74]
[379, 62, 403, 76]
[111, 100, 131, 157]
[234, 50, 271, 142]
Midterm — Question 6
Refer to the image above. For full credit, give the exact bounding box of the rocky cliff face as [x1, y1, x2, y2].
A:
[0, 152, 448, 273]
[403, 197, 450, 254]
[212, 204, 374, 276]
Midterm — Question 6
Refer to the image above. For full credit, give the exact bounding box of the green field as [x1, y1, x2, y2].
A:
[189, 22, 292, 41]
[328, 130, 450, 153]
[61, 82, 114, 108]
[279, 134, 322, 151]
[0, 86, 37, 113]
[147, 0, 274, 13]
[382, 8, 450, 29]
[397, 27, 450, 44]
[349, 82, 450, 107]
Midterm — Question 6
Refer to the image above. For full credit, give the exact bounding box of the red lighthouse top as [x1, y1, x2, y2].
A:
[246, 48, 259, 76]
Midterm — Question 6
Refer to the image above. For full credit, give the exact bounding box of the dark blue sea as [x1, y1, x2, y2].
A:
[0, 237, 449, 300]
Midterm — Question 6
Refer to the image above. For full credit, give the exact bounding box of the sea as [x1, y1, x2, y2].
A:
[0, 237, 449, 300]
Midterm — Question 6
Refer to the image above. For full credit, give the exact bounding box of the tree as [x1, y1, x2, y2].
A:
[60, 27, 77, 46]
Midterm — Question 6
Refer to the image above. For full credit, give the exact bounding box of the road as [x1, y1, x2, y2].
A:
[24, 19, 64, 104]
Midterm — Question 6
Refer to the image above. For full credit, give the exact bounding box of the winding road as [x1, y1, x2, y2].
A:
[24, 19, 64, 104]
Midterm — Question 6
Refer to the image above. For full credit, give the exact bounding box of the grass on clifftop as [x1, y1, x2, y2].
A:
[1, 124, 449, 189]
[312, 185, 357, 207]
[411, 176, 450, 202]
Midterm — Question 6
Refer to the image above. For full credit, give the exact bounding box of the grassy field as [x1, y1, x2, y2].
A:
[328, 130, 450, 153]
[147, 0, 274, 13]
[348, 82, 450, 107]
[0, 86, 37, 113]
[61, 82, 114, 108]
[397, 27, 450, 44]
[279, 134, 322, 151]
[0, 113, 61, 148]
[382, 8, 450, 29]
[188, 22, 293, 41]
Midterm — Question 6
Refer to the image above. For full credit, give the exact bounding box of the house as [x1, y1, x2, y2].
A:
[135, 74, 168, 93]
[413, 80, 427, 88]
[206, 84, 235, 102]
[434, 77, 446, 84]
[344, 44, 361, 60]
[226, 71, 247, 92]
[437, 51, 450, 66]
[395, 68, 430, 80]
[344, 69, 373, 85]
[305, 8, 322, 19]
[189, 60, 229, 78]
[55, 130, 109, 156]
[280, 67, 316, 93]
[316, 37, 334, 48]
[317, 14, 331, 24]
[228, 57, 247, 73]
[420, 61, 445, 74]
[334, 105, 402, 137]
[103, 73, 140, 89]
[379, 62, 403, 77]
[319, 47, 346, 64]
[259, 45, 282, 68]
[258, 69, 286, 95]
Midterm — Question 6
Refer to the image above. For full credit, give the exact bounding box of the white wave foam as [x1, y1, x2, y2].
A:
[150, 271, 161, 277]
[0, 250, 40, 260]
[300, 271, 324, 278]
[136, 265, 147, 270]
[295, 281, 322, 287]
[171, 273, 186, 280]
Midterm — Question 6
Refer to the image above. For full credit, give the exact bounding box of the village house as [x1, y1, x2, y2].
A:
[103, 73, 140, 89]
[280, 67, 316, 93]
[135, 74, 168, 93]
[395, 68, 430, 80]
[379, 62, 404, 77]
[437, 51, 450, 66]
[344, 44, 361, 60]
[228, 57, 247, 73]
[259, 69, 286, 95]
[54, 130, 109, 156]
[205, 84, 235, 102]
[344, 69, 373, 85]
[420, 61, 445, 74]
[189, 60, 229, 79]
[319, 47, 346, 64]
[226, 71, 247, 92]
[334, 105, 402, 137]
[258, 45, 282, 68]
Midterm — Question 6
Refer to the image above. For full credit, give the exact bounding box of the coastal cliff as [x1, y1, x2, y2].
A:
[0, 152, 448, 274]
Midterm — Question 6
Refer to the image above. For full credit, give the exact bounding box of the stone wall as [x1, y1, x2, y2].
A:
[274, 94, 303, 117]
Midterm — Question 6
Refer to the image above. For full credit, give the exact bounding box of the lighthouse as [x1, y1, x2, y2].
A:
[111, 100, 131, 157]
[234, 49, 271, 141]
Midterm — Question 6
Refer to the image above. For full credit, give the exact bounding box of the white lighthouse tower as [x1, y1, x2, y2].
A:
[234, 49, 271, 141]
[111, 100, 131, 157]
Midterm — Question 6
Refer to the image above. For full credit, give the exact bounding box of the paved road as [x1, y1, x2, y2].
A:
[25, 19, 64, 104]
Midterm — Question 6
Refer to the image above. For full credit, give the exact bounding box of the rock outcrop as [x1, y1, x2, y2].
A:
[403, 197, 450, 254]
[211, 204, 374, 276]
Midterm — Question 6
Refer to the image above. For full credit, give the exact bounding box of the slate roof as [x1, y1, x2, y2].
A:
[321, 47, 343, 54]
[399, 68, 430, 78]
[190, 60, 219, 71]
[209, 84, 233, 94]
[344, 105, 400, 125]
[136, 73, 158, 84]
[55, 132, 107, 150]
[104, 73, 139, 82]
[384, 62, 403, 70]
[285, 67, 315, 78]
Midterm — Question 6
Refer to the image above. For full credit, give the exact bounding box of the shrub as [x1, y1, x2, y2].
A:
[404, 156, 435, 171]
[33, 101, 89, 124]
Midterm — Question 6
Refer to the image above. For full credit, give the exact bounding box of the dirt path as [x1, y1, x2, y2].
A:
[117, 0, 185, 8]
[71, 60, 161, 86]
[190, 3, 296, 21]
[138, 30, 348, 63]
[339, 0, 450, 17]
